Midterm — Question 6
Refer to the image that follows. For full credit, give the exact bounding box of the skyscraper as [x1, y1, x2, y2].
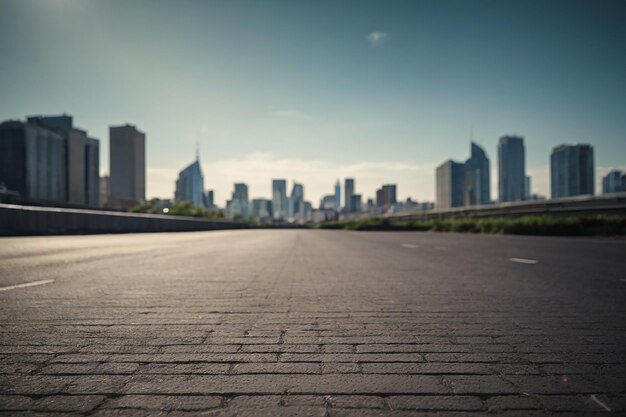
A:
[206, 190, 215, 208]
[175, 158, 205, 207]
[0, 120, 67, 203]
[376, 184, 397, 208]
[227, 183, 249, 220]
[344, 178, 354, 212]
[436, 160, 465, 209]
[498, 135, 526, 202]
[272, 179, 288, 220]
[26, 114, 99, 207]
[334, 180, 341, 210]
[550, 144, 595, 198]
[464, 142, 490, 205]
[252, 199, 273, 221]
[290, 182, 304, 220]
[602, 170, 624, 194]
[109, 124, 145, 210]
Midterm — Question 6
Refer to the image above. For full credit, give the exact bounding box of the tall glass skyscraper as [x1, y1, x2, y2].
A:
[109, 124, 145, 210]
[175, 159, 205, 207]
[550, 144, 594, 198]
[272, 179, 288, 220]
[436, 160, 465, 209]
[290, 182, 304, 220]
[344, 178, 354, 212]
[498, 135, 526, 202]
[334, 180, 341, 211]
[464, 142, 490, 205]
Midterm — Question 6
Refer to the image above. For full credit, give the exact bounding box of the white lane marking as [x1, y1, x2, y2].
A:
[509, 258, 538, 264]
[590, 394, 612, 412]
[401, 244, 418, 249]
[0, 279, 55, 292]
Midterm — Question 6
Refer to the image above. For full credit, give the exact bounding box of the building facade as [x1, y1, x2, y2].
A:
[290, 182, 304, 220]
[464, 142, 490, 205]
[272, 179, 288, 220]
[334, 180, 341, 211]
[550, 144, 595, 198]
[344, 178, 355, 212]
[175, 160, 205, 207]
[109, 124, 146, 210]
[436, 160, 465, 209]
[602, 170, 624, 194]
[498, 135, 526, 202]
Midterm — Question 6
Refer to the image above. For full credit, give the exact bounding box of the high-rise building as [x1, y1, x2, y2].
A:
[206, 190, 215, 208]
[175, 159, 205, 207]
[0, 120, 67, 203]
[344, 178, 355, 212]
[109, 124, 145, 210]
[498, 135, 526, 202]
[99, 175, 109, 208]
[436, 160, 465, 209]
[27, 114, 100, 207]
[602, 170, 624, 194]
[334, 180, 341, 210]
[550, 144, 595, 198]
[290, 182, 304, 220]
[252, 198, 273, 221]
[85, 137, 100, 207]
[464, 142, 490, 205]
[272, 179, 288, 220]
[351, 194, 362, 212]
[227, 183, 249, 220]
[320, 194, 336, 210]
[375, 184, 397, 208]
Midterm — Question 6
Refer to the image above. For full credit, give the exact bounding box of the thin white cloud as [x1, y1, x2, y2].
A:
[367, 32, 389, 47]
[272, 109, 313, 120]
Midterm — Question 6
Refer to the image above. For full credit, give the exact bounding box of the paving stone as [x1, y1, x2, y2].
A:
[387, 395, 484, 411]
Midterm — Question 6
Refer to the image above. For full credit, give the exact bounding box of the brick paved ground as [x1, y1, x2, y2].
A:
[1, 230, 625, 415]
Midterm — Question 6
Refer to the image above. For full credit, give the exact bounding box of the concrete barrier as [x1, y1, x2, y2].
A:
[0, 204, 247, 236]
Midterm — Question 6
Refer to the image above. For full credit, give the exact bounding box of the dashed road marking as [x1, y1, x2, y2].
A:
[590, 394, 612, 412]
[401, 244, 418, 249]
[0, 279, 55, 292]
[509, 258, 538, 264]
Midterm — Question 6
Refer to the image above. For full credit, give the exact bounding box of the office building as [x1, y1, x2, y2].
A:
[206, 190, 215, 208]
[109, 124, 145, 210]
[436, 160, 465, 209]
[498, 135, 526, 202]
[27, 114, 100, 207]
[175, 158, 205, 207]
[551, 144, 595, 198]
[99, 175, 109, 208]
[290, 182, 304, 220]
[602, 170, 624, 194]
[320, 194, 336, 210]
[351, 194, 362, 212]
[227, 183, 249, 220]
[344, 178, 355, 212]
[464, 142, 490, 205]
[252, 198, 273, 221]
[272, 179, 288, 220]
[376, 184, 397, 208]
[0, 120, 67, 203]
[334, 180, 341, 210]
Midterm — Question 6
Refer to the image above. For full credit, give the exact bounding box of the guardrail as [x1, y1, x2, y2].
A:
[0, 204, 247, 236]
[387, 193, 626, 221]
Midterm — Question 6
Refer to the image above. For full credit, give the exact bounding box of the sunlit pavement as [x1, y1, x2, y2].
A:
[1, 229, 625, 415]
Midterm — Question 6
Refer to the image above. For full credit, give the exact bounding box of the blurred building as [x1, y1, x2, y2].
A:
[99, 175, 109, 208]
[272, 179, 288, 220]
[602, 170, 625, 194]
[290, 182, 304, 221]
[376, 184, 397, 209]
[464, 142, 490, 205]
[109, 124, 145, 210]
[206, 189, 215, 208]
[0, 120, 67, 203]
[436, 160, 465, 209]
[175, 158, 205, 207]
[334, 180, 341, 210]
[350, 194, 362, 212]
[550, 144, 594, 198]
[344, 178, 355, 212]
[227, 183, 249, 220]
[27, 114, 100, 207]
[320, 195, 335, 210]
[252, 198, 273, 222]
[498, 135, 526, 202]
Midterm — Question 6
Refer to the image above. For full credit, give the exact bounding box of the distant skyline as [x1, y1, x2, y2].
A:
[1, 0, 625, 205]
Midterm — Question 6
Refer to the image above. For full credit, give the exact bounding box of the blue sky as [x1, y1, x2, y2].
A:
[1, 0, 625, 205]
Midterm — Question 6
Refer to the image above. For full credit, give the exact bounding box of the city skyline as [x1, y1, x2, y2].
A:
[1, 0, 625, 204]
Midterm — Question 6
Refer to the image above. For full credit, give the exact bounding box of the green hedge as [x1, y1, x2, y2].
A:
[317, 215, 626, 236]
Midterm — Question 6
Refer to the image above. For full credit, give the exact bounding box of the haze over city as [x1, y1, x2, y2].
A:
[1, 0, 625, 205]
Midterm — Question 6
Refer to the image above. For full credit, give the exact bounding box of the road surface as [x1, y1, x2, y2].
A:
[1, 230, 625, 416]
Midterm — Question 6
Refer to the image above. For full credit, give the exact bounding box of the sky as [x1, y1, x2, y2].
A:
[1, 0, 625, 206]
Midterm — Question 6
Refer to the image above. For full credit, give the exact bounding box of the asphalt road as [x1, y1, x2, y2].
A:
[1, 230, 625, 416]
